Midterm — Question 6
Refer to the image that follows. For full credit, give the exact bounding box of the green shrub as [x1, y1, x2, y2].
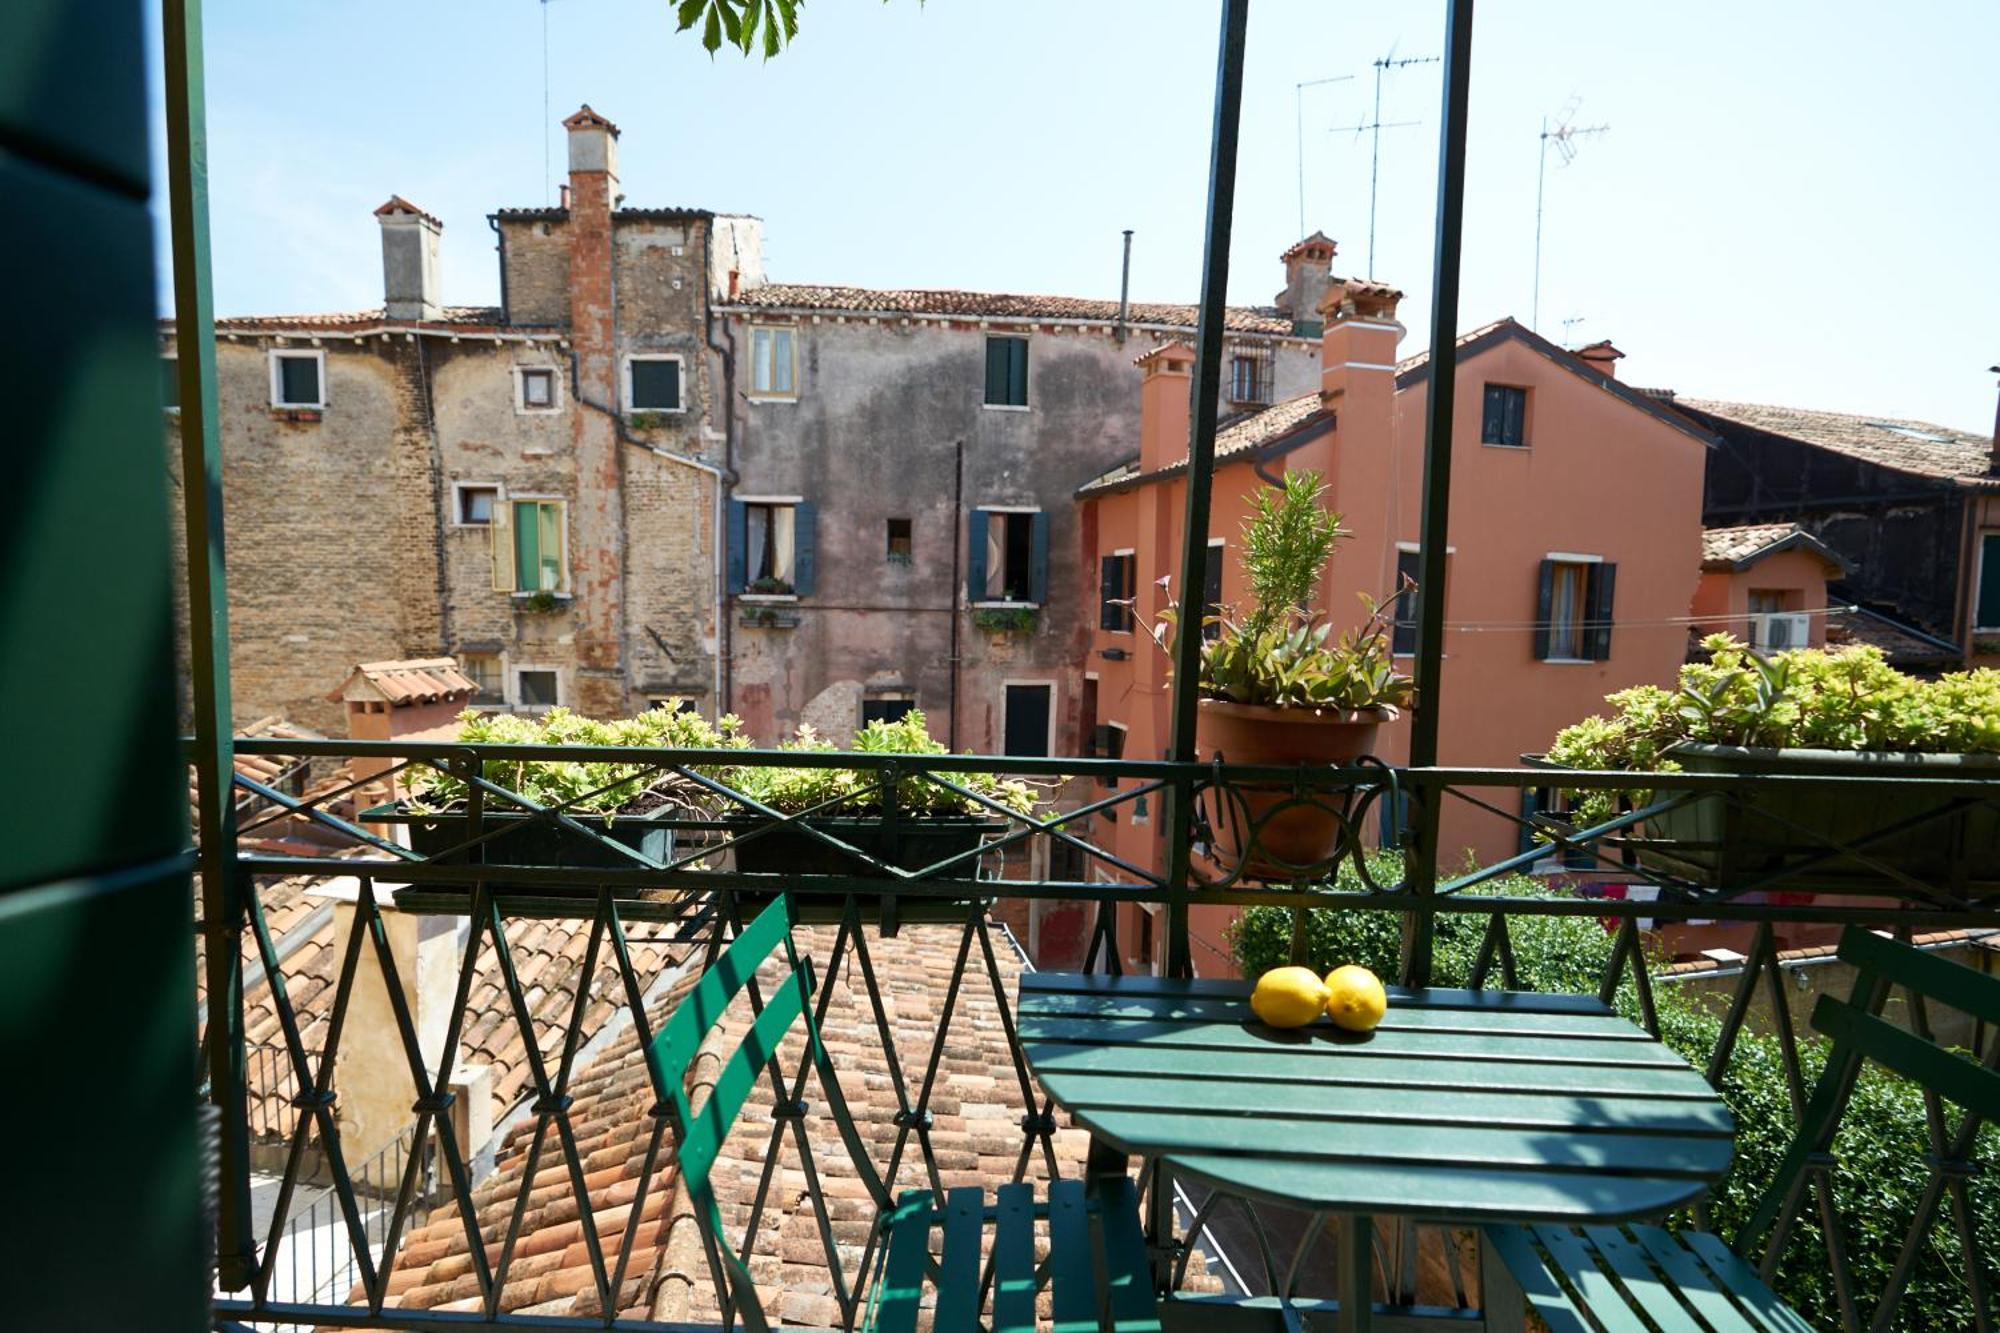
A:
[723, 709, 1043, 818]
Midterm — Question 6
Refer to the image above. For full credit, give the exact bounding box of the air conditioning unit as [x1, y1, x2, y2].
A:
[1753, 612, 1811, 651]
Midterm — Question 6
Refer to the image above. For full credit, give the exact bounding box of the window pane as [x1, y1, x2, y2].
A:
[1393, 550, 1421, 655]
[537, 504, 563, 591]
[521, 369, 553, 407]
[513, 501, 540, 590]
[886, 518, 912, 559]
[161, 356, 179, 408]
[773, 330, 794, 393]
[630, 358, 680, 410]
[518, 670, 558, 707]
[1550, 562, 1587, 657]
[278, 355, 319, 406]
[460, 487, 495, 524]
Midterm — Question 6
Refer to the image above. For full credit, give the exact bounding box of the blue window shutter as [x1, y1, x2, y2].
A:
[1029, 512, 1050, 605]
[792, 502, 817, 597]
[725, 500, 748, 594]
[1532, 559, 1556, 661]
[1586, 561, 1617, 660]
[966, 509, 989, 602]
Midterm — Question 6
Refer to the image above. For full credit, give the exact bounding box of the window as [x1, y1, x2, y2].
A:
[1521, 789, 1594, 871]
[1535, 557, 1616, 662]
[1099, 551, 1136, 631]
[749, 326, 796, 399]
[516, 668, 559, 710]
[491, 499, 569, 594]
[516, 366, 558, 412]
[1393, 549, 1422, 656]
[1080, 674, 1098, 756]
[886, 518, 913, 562]
[460, 652, 504, 705]
[161, 355, 179, 410]
[270, 349, 324, 409]
[1748, 590, 1791, 617]
[455, 484, 500, 526]
[1003, 682, 1054, 758]
[728, 499, 817, 596]
[1977, 533, 2000, 631]
[1203, 539, 1225, 641]
[983, 335, 1028, 408]
[861, 697, 915, 728]
[971, 509, 1048, 604]
[625, 355, 683, 412]
[1229, 349, 1272, 405]
[1481, 384, 1527, 447]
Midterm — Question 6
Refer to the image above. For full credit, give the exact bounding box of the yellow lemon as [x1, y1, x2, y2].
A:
[1251, 966, 1331, 1029]
[1323, 965, 1388, 1033]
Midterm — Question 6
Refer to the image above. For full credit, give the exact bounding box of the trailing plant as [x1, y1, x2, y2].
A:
[1545, 635, 2000, 825]
[745, 575, 795, 596]
[973, 606, 1037, 635]
[724, 708, 1043, 818]
[1143, 470, 1413, 713]
[516, 589, 565, 615]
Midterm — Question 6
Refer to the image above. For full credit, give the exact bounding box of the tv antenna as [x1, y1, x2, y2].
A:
[1560, 316, 1587, 347]
[1532, 97, 1609, 332]
[1329, 46, 1438, 276]
[1294, 74, 1355, 240]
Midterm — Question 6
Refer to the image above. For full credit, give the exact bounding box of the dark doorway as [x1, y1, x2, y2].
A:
[1003, 683, 1052, 757]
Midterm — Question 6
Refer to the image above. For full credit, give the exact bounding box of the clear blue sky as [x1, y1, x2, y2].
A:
[150, 0, 1999, 431]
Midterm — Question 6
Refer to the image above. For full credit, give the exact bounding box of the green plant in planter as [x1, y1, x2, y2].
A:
[517, 589, 565, 615]
[725, 709, 1043, 818]
[973, 606, 1037, 635]
[626, 410, 671, 432]
[745, 575, 794, 596]
[1144, 470, 1413, 713]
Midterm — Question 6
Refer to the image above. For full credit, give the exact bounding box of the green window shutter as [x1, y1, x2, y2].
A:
[1586, 561, 1617, 660]
[791, 502, 817, 597]
[279, 355, 319, 406]
[1532, 558, 1556, 661]
[1978, 536, 2000, 630]
[1028, 511, 1050, 605]
[1100, 556, 1122, 631]
[513, 501, 540, 592]
[966, 510, 989, 602]
[725, 500, 747, 594]
[985, 337, 1027, 406]
[160, 355, 178, 409]
[1009, 338, 1028, 405]
[984, 338, 1008, 405]
[1393, 549, 1421, 656]
[631, 358, 680, 410]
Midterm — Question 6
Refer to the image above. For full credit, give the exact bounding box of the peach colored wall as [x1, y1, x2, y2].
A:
[1690, 549, 1832, 647]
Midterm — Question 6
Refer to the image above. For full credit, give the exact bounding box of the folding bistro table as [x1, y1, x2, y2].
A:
[1017, 972, 1734, 1332]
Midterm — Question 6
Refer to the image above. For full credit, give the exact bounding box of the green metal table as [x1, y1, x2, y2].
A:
[1018, 972, 1734, 1332]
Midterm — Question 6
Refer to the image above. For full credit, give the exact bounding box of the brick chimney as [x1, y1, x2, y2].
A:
[564, 104, 628, 716]
[1577, 340, 1625, 380]
[375, 196, 443, 322]
[1135, 342, 1194, 475]
[1318, 278, 1405, 415]
[1274, 232, 1338, 336]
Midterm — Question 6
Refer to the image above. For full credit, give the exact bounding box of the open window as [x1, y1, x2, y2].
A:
[727, 499, 818, 597]
[970, 509, 1048, 605]
[490, 498, 569, 594]
[515, 667, 560, 711]
[1534, 556, 1615, 661]
[454, 483, 500, 527]
[1099, 550, 1135, 631]
[1002, 682, 1054, 758]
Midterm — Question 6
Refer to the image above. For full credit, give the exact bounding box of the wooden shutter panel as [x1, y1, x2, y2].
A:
[490, 499, 516, 592]
[1100, 555, 1122, 630]
[725, 500, 748, 594]
[1586, 561, 1617, 660]
[966, 509, 989, 602]
[791, 502, 818, 597]
[1532, 559, 1556, 661]
[1009, 338, 1028, 405]
[1028, 512, 1050, 605]
[984, 339, 1007, 405]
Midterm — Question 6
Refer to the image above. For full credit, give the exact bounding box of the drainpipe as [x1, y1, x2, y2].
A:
[705, 249, 742, 715]
[949, 438, 965, 750]
[487, 214, 510, 321]
[1115, 229, 1134, 345]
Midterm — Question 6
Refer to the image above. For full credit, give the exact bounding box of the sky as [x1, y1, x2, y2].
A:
[149, 0, 2000, 431]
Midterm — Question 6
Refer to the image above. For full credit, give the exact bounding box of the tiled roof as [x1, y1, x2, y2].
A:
[167, 307, 524, 334]
[1077, 390, 1331, 497]
[492, 207, 716, 223]
[1825, 605, 1963, 666]
[377, 923, 1153, 1323]
[375, 195, 442, 229]
[1279, 231, 1337, 262]
[724, 282, 1299, 336]
[1657, 927, 1999, 977]
[1672, 398, 1993, 482]
[328, 657, 480, 707]
[1699, 523, 1847, 574]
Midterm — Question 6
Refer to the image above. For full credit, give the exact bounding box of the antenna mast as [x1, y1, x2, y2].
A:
[1532, 97, 1608, 332]
[1294, 73, 1355, 239]
[1327, 46, 1438, 276]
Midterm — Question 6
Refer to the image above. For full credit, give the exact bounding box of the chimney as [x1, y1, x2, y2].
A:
[1274, 232, 1339, 336]
[1577, 340, 1626, 380]
[374, 196, 443, 322]
[1135, 342, 1195, 475]
[1317, 278, 1405, 413]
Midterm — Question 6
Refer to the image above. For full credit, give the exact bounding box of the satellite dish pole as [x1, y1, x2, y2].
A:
[1533, 97, 1609, 332]
[1329, 46, 1438, 276]
[1295, 73, 1355, 239]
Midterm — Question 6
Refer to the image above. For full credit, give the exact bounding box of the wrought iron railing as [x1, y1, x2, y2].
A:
[195, 735, 2000, 1330]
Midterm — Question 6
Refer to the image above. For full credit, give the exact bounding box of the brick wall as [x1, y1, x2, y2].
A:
[498, 216, 571, 326]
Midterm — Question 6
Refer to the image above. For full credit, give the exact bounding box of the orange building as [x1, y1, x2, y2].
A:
[1690, 523, 1846, 652]
[1073, 263, 1720, 976]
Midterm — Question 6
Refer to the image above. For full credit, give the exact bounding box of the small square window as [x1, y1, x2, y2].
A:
[271, 351, 323, 408]
[457, 485, 499, 526]
[627, 357, 682, 412]
[518, 367, 557, 411]
[517, 669, 559, 709]
[460, 653, 503, 704]
[161, 355, 180, 410]
[886, 518, 913, 562]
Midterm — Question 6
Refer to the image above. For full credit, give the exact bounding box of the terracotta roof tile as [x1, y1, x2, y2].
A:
[1673, 398, 1993, 482]
[1825, 605, 1963, 665]
[1699, 523, 1847, 574]
[328, 657, 480, 707]
[1076, 390, 1330, 497]
[725, 282, 1298, 336]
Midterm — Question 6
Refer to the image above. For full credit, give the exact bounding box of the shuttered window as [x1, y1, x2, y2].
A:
[1100, 552, 1135, 631]
[626, 356, 683, 411]
[508, 500, 568, 593]
[984, 336, 1028, 407]
[1978, 534, 2000, 631]
[1481, 384, 1527, 446]
[1392, 549, 1422, 656]
[725, 500, 818, 597]
[969, 510, 1048, 604]
[1534, 558, 1616, 661]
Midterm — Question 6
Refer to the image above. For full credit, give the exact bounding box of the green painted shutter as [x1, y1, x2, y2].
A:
[538, 502, 564, 591]
[1533, 558, 1556, 661]
[1100, 555, 1122, 630]
[984, 338, 1008, 405]
[1028, 511, 1050, 604]
[1586, 561, 1617, 660]
[725, 499, 747, 594]
[966, 509, 989, 601]
[1009, 338, 1028, 405]
[1979, 536, 2000, 630]
[792, 502, 817, 597]
[513, 501, 540, 592]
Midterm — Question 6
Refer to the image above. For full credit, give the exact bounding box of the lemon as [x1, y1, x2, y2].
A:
[1323, 965, 1388, 1033]
[1251, 966, 1331, 1029]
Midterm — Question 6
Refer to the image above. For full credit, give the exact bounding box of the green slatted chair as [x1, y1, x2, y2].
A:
[651, 895, 1162, 1333]
[1480, 926, 2000, 1333]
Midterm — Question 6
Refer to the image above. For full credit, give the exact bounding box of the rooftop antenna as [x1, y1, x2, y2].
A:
[1294, 74, 1355, 239]
[541, 0, 563, 206]
[1532, 97, 1609, 332]
[1327, 46, 1438, 277]
[1561, 315, 1587, 347]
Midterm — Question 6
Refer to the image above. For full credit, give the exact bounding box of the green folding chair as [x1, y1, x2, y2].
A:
[1480, 925, 2000, 1332]
[650, 895, 1163, 1333]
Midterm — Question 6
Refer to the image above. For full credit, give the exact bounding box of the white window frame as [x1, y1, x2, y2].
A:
[269, 348, 327, 409]
[451, 481, 505, 528]
[513, 364, 563, 415]
[747, 324, 798, 402]
[1000, 678, 1057, 759]
[512, 664, 563, 712]
[623, 353, 687, 413]
[1542, 551, 1604, 664]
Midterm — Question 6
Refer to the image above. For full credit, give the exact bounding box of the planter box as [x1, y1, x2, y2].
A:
[362, 804, 674, 896]
[1624, 744, 2000, 894]
[720, 812, 1003, 931]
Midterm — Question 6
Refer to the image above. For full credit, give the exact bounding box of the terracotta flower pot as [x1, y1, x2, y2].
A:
[1195, 699, 1392, 877]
